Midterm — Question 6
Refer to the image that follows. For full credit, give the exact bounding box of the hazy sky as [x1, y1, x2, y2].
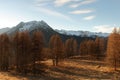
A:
[0, 0, 120, 32]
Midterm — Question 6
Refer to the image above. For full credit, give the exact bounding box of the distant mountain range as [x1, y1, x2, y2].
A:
[55, 29, 109, 37]
[0, 20, 109, 37]
[0, 20, 109, 45]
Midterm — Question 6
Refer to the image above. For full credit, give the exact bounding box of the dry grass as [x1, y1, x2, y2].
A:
[0, 56, 120, 80]
[0, 72, 28, 80]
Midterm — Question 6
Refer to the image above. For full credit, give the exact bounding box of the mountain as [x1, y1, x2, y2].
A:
[7, 20, 54, 34]
[55, 29, 109, 37]
[6, 20, 58, 44]
[0, 27, 10, 34]
[1, 20, 109, 38]
[0, 20, 108, 45]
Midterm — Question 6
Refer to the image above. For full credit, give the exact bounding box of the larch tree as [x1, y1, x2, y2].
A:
[73, 39, 78, 56]
[0, 35, 2, 71]
[99, 38, 106, 56]
[13, 32, 20, 72]
[13, 31, 31, 73]
[79, 40, 88, 55]
[49, 34, 63, 66]
[31, 31, 44, 74]
[80, 39, 101, 59]
[0, 34, 10, 71]
[106, 28, 120, 70]
[95, 37, 101, 59]
[64, 39, 70, 57]
[65, 38, 74, 57]
[87, 40, 95, 55]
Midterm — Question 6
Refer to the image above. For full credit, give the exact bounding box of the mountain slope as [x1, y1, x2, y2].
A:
[0, 27, 10, 34]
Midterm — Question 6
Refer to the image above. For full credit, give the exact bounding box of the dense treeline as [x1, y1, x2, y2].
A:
[79, 37, 106, 59]
[0, 31, 44, 74]
[1, 29, 119, 74]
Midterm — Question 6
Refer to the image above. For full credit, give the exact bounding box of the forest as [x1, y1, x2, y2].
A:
[0, 28, 120, 80]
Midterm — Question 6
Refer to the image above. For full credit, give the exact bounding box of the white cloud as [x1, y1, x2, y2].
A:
[84, 15, 95, 20]
[35, 0, 80, 7]
[34, 0, 73, 21]
[54, 0, 72, 7]
[69, 9, 93, 14]
[36, 7, 72, 21]
[34, 0, 52, 6]
[70, 0, 97, 8]
[69, 4, 79, 8]
[34, 0, 96, 21]
[80, 0, 96, 5]
[35, 0, 51, 3]
[93, 25, 117, 33]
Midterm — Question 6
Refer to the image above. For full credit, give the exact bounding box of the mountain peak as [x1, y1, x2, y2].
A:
[40, 20, 46, 23]
[16, 20, 52, 32]
[6, 20, 54, 34]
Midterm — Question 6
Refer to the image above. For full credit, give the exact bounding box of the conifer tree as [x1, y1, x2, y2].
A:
[0, 34, 10, 71]
[87, 40, 95, 55]
[106, 28, 120, 70]
[95, 37, 100, 59]
[49, 34, 63, 66]
[65, 38, 74, 57]
[13, 31, 31, 73]
[13, 32, 20, 72]
[73, 39, 78, 55]
[79, 40, 88, 55]
[32, 31, 44, 74]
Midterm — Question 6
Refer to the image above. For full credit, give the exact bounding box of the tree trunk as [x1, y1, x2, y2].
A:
[114, 59, 117, 71]
[53, 59, 55, 66]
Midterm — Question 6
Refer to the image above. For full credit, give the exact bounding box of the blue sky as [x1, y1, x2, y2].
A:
[0, 0, 120, 33]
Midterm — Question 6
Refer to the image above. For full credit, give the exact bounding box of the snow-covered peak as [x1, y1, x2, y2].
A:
[18, 20, 52, 31]
[55, 29, 109, 37]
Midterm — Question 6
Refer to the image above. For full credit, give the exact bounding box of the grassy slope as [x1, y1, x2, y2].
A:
[0, 56, 120, 80]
